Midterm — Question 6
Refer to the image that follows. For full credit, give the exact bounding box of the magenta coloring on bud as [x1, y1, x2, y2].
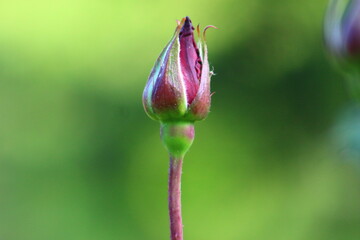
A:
[325, 0, 360, 59]
[143, 16, 216, 122]
[179, 17, 202, 104]
[343, 0, 360, 56]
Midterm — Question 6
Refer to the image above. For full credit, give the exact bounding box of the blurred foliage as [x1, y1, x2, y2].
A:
[1, 0, 360, 240]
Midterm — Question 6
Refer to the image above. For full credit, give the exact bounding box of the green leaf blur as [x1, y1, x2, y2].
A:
[0, 0, 359, 240]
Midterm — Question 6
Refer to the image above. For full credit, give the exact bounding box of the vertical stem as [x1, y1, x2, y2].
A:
[161, 122, 194, 240]
[168, 155, 183, 240]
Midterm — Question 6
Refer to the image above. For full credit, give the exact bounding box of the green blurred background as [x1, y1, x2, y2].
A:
[1, 0, 360, 239]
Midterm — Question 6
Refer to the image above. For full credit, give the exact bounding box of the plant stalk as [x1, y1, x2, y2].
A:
[168, 155, 184, 240]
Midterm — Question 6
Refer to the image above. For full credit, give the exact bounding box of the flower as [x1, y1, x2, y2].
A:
[325, 0, 360, 69]
[143, 16, 215, 122]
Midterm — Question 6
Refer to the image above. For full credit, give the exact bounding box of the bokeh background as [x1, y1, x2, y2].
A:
[1, 0, 360, 239]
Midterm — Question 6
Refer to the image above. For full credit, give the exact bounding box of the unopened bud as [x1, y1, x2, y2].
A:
[143, 16, 215, 122]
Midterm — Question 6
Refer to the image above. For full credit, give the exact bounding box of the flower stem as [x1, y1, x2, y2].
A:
[168, 155, 184, 240]
[161, 122, 194, 240]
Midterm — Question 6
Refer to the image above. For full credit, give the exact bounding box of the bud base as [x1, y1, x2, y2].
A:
[160, 122, 195, 157]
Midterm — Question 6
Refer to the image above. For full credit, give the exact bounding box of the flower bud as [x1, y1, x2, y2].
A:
[143, 17, 215, 122]
[325, 0, 360, 71]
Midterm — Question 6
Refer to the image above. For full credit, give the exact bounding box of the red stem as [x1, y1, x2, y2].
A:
[168, 156, 183, 240]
